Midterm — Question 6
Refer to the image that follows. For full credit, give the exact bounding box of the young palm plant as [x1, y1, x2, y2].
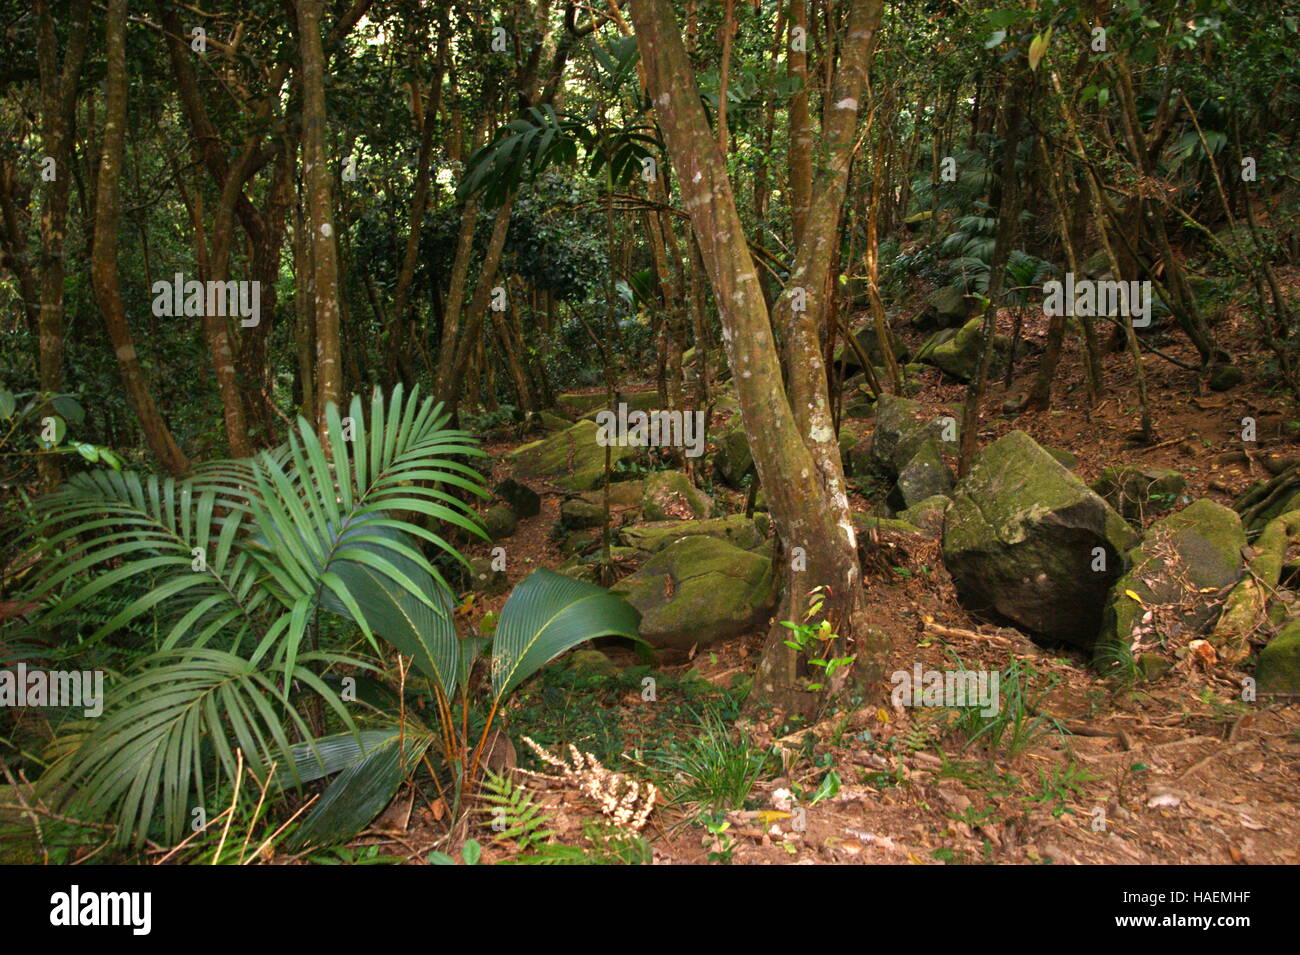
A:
[15, 385, 641, 850]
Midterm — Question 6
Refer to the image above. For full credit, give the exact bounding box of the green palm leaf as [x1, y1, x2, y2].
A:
[490, 569, 642, 701]
[40, 648, 365, 847]
[320, 520, 461, 697]
[285, 722, 434, 850]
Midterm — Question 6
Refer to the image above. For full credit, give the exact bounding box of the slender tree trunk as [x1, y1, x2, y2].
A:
[292, 194, 316, 420]
[34, 0, 91, 488]
[958, 69, 1029, 476]
[91, 0, 189, 475]
[296, 0, 343, 427]
[786, 0, 813, 250]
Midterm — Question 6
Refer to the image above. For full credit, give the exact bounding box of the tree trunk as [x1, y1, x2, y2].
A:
[296, 0, 343, 427]
[629, 0, 889, 716]
[91, 0, 189, 476]
[33, 0, 91, 488]
[786, 0, 813, 250]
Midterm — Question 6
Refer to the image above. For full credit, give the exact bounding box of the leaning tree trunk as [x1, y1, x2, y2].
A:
[630, 0, 890, 716]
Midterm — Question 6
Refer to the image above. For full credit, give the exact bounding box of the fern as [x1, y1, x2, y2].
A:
[479, 770, 557, 852]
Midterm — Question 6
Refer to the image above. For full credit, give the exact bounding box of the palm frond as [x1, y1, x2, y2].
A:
[40, 647, 366, 847]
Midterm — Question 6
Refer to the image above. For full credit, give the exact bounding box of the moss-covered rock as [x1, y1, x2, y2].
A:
[1098, 499, 1246, 659]
[894, 440, 953, 509]
[926, 316, 1008, 382]
[573, 390, 662, 421]
[1209, 364, 1244, 392]
[538, 410, 573, 432]
[869, 393, 955, 479]
[620, 513, 770, 556]
[851, 514, 927, 538]
[482, 504, 518, 540]
[912, 285, 971, 330]
[1256, 619, 1300, 697]
[714, 427, 754, 488]
[556, 555, 599, 583]
[641, 470, 713, 521]
[897, 494, 950, 536]
[1212, 509, 1300, 662]
[568, 648, 619, 676]
[942, 431, 1139, 649]
[578, 480, 645, 511]
[509, 419, 631, 491]
[1091, 466, 1186, 521]
[610, 536, 775, 649]
[1045, 447, 1079, 470]
[560, 498, 606, 530]
[556, 391, 623, 415]
[466, 555, 508, 594]
[833, 323, 911, 370]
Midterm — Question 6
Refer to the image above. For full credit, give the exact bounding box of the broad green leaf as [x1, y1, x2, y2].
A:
[490, 569, 642, 701]
[287, 725, 433, 849]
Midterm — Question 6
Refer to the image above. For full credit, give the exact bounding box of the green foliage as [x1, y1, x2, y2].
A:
[1025, 762, 1099, 818]
[0, 388, 121, 477]
[943, 652, 1065, 757]
[778, 586, 855, 692]
[479, 769, 556, 852]
[16, 386, 484, 845]
[651, 708, 772, 814]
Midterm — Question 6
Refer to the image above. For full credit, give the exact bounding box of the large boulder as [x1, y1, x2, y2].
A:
[574, 390, 662, 422]
[897, 494, 950, 536]
[852, 514, 928, 539]
[838, 422, 867, 465]
[610, 536, 775, 649]
[869, 394, 955, 478]
[619, 514, 770, 556]
[556, 392, 610, 415]
[942, 431, 1140, 649]
[1090, 466, 1186, 522]
[641, 470, 713, 521]
[537, 410, 573, 432]
[578, 480, 645, 510]
[834, 323, 909, 371]
[1213, 509, 1300, 662]
[1097, 499, 1246, 658]
[559, 499, 606, 530]
[509, 419, 630, 491]
[465, 555, 508, 594]
[913, 327, 957, 364]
